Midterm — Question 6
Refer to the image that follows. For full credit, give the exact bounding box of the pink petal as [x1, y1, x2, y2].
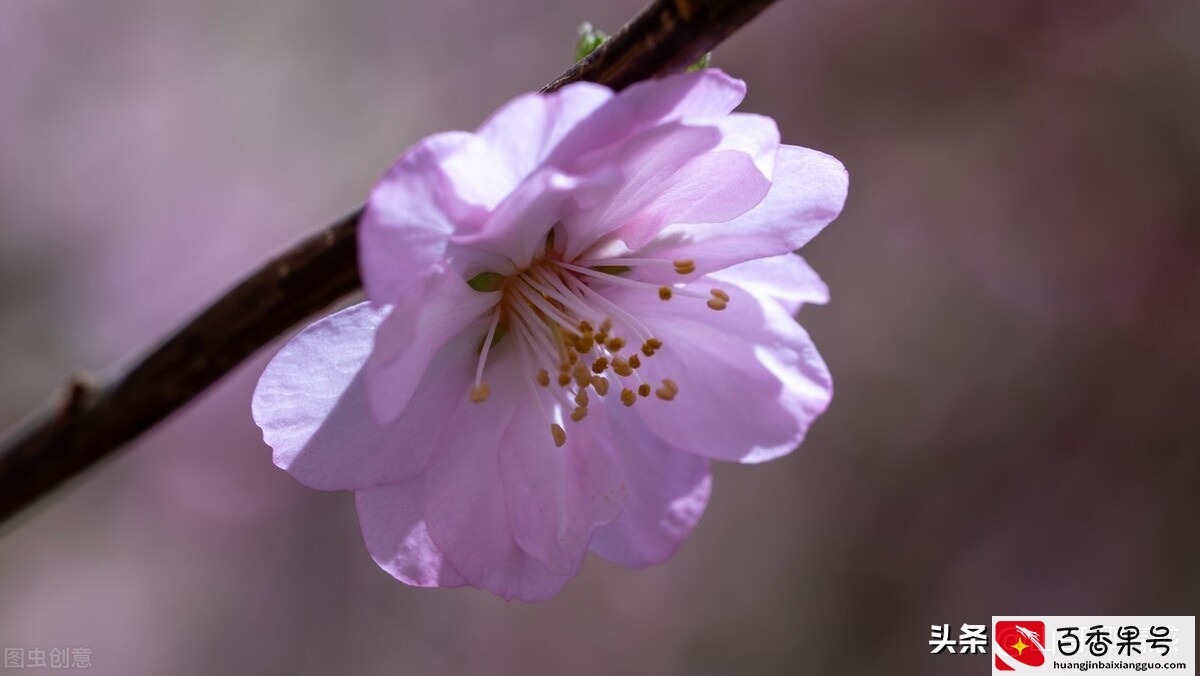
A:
[709, 253, 830, 315]
[474, 81, 614, 187]
[253, 302, 483, 490]
[588, 406, 712, 568]
[546, 69, 747, 168]
[560, 122, 723, 260]
[422, 344, 575, 601]
[451, 166, 619, 270]
[500, 399, 627, 576]
[363, 273, 498, 423]
[356, 477, 467, 589]
[635, 144, 848, 275]
[610, 277, 833, 464]
[359, 132, 491, 306]
[567, 113, 780, 260]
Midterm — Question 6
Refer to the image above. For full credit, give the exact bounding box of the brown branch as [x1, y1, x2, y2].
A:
[0, 0, 780, 525]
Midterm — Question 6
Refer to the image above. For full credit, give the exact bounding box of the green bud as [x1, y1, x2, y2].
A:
[687, 52, 712, 72]
[575, 21, 608, 63]
[467, 271, 506, 292]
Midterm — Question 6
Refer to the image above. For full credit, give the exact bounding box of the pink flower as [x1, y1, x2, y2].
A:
[252, 69, 847, 601]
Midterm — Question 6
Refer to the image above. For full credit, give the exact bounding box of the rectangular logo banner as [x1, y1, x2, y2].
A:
[992, 616, 1194, 674]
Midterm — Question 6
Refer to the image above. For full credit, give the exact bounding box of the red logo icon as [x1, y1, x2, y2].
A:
[994, 620, 1046, 670]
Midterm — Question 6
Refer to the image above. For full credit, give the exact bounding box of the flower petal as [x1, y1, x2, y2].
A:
[360, 132, 490, 306]
[474, 81, 614, 188]
[500, 399, 627, 576]
[588, 406, 712, 568]
[363, 273, 498, 423]
[546, 69, 747, 168]
[356, 477, 467, 589]
[560, 122, 724, 261]
[451, 166, 619, 270]
[709, 253, 830, 315]
[253, 302, 486, 490]
[611, 278, 833, 463]
[422, 344, 575, 601]
[635, 144, 848, 275]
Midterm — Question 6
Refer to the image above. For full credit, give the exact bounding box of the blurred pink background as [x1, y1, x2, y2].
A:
[1, 1, 1197, 674]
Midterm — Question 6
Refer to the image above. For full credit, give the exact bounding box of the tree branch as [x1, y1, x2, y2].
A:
[0, 0, 780, 525]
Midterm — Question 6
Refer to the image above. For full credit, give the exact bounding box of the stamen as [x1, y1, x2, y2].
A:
[565, 276, 653, 345]
[591, 376, 610, 396]
[706, 287, 729, 311]
[552, 259, 682, 292]
[655, 378, 679, 401]
[471, 308, 502, 401]
[641, 337, 663, 357]
[536, 369, 550, 387]
[574, 390, 589, 408]
[512, 278, 579, 337]
[573, 256, 679, 269]
[620, 388, 637, 407]
[658, 286, 673, 301]
[628, 354, 641, 369]
[574, 333, 595, 353]
[637, 383, 651, 398]
[513, 326, 569, 446]
[611, 357, 633, 377]
[673, 259, 696, 275]
[605, 337, 626, 352]
[525, 267, 605, 328]
[573, 362, 591, 388]
[570, 407, 588, 422]
[591, 357, 609, 374]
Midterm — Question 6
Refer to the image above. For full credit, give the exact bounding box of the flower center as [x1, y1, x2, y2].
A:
[468, 253, 727, 447]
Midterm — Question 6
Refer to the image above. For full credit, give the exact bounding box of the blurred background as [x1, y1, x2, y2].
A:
[1, 0, 1197, 674]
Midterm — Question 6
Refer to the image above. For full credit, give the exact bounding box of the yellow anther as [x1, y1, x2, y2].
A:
[600, 318, 613, 334]
[591, 357, 609, 374]
[637, 383, 651, 398]
[590, 376, 610, 396]
[574, 389, 589, 408]
[658, 286, 673, 301]
[606, 336, 626, 352]
[578, 320, 593, 333]
[706, 298, 727, 311]
[570, 406, 588, 422]
[662, 378, 678, 393]
[573, 362, 591, 388]
[612, 357, 633, 377]
[575, 334, 595, 353]
[655, 378, 679, 401]
[673, 259, 695, 275]
[469, 382, 490, 403]
[536, 369, 550, 387]
[710, 288, 730, 302]
[628, 354, 641, 369]
[620, 388, 637, 407]
[557, 372, 572, 387]
[551, 424, 567, 447]
[641, 337, 662, 357]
